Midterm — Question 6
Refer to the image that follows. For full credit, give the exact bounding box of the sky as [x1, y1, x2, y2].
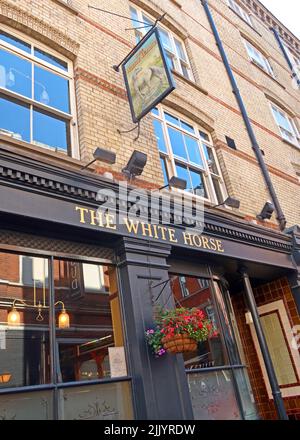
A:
[259, 0, 300, 39]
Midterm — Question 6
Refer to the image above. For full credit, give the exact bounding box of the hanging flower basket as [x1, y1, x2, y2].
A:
[146, 307, 218, 358]
[162, 333, 197, 354]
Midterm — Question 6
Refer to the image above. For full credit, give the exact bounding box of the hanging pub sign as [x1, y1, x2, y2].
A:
[122, 27, 176, 123]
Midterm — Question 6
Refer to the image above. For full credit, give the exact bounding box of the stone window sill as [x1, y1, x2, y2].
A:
[250, 61, 286, 89]
[282, 138, 300, 151]
[0, 133, 84, 170]
[171, 70, 208, 96]
[229, 7, 262, 38]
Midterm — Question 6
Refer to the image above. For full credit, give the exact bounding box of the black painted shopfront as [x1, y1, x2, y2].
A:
[0, 147, 299, 420]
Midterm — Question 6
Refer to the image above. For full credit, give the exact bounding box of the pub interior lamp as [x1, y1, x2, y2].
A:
[257, 201, 274, 220]
[56, 301, 70, 329]
[159, 176, 187, 191]
[81, 147, 116, 170]
[122, 150, 147, 179]
[7, 299, 70, 329]
[7, 306, 21, 326]
[213, 196, 240, 209]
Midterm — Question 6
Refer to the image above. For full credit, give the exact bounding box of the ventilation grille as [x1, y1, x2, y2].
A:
[0, 229, 114, 261]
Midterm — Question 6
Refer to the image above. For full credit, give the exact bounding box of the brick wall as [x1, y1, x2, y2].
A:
[0, 0, 299, 227]
[232, 277, 300, 420]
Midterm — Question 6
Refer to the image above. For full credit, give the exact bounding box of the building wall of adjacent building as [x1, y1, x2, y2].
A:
[232, 278, 300, 420]
[0, 0, 299, 228]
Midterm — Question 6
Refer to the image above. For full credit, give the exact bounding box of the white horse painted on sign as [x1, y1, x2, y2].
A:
[131, 66, 166, 100]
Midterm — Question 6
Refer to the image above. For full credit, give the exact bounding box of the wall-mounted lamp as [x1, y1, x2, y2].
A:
[212, 196, 240, 209]
[158, 176, 187, 191]
[122, 150, 147, 179]
[7, 299, 70, 329]
[257, 201, 274, 220]
[81, 147, 116, 170]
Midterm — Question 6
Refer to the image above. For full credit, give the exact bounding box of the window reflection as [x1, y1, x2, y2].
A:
[0, 252, 50, 388]
[0, 94, 30, 141]
[0, 48, 32, 97]
[170, 275, 228, 368]
[54, 260, 126, 383]
[34, 66, 70, 113]
[33, 108, 69, 151]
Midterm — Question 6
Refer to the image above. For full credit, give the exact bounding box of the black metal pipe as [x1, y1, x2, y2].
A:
[272, 28, 300, 88]
[200, 0, 287, 231]
[239, 267, 288, 420]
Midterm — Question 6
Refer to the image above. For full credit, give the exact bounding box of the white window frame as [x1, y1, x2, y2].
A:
[247, 300, 300, 399]
[243, 39, 274, 77]
[270, 103, 300, 147]
[227, 0, 253, 27]
[152, 106, 227, 205]
[0, 24, 79, 158]
[129, 4, 193, 81]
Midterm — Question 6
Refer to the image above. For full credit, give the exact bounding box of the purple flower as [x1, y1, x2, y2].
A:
[146, 329, 155, 335]
[158, 348, 166, 356]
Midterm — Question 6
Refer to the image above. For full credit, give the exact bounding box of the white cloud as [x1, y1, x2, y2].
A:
[259, 0, 300, 39]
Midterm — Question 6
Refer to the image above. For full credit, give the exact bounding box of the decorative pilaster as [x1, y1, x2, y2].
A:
[116, 237, 193, 420]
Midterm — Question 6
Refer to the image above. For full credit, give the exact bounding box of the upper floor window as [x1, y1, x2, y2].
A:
[271, 104, 300, 147]
[227, 0, 252, 27]
[0, 26, 76, 155]
[282, 42, 300, 69]
[152, 107, 227, 204]
[129, 5, 192, 80]
[243, 40, 274, 76]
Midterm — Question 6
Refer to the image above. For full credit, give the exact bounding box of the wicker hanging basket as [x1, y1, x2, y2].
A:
[162, 334, 197, 354]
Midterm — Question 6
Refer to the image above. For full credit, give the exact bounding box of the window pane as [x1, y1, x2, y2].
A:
[199, 131, 210, 141]
[33, 109, 69, 151]
[34, 66, 70, 113]
[272, 107, 292, 133]
[184, 135, 204, 167]
[142, 14, 154, 27]
[160, 156, 169, 185]
[181, 120, 194, 134]
[170, 276, 229, 367]
[54, 260, 127, 383]
[0, 48, 32, 97]
[0, 390, 53, 420]
[190, 169, 207, 198]
[188, 370, 242, 420]
[168, 127, 187, 160]
[165, 52, 175, 70]
[234, 369, 259, 420]
[165, 112, 180, 126]
[0, 31, 31, 54]
[153, 119, 167, 153]
[0, 252, 51, 389]
[260, 313, 297, 385]
[180, 62, 189, 78]
[59, 381, 134, 420]
[0, 94, 30, 142]
[130, 7, 139, 24]
[175, 39, 187, 61]
[158, 29, 173, 52]
[34, 48, 68, 72]
[203, 144, 219, 174]
[175, 163, 191, 190]
[151, 107, 159, 116]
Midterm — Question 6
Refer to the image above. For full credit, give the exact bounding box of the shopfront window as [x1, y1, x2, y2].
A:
[0, 251, 133, 420]
[170, 274, 258, 420]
